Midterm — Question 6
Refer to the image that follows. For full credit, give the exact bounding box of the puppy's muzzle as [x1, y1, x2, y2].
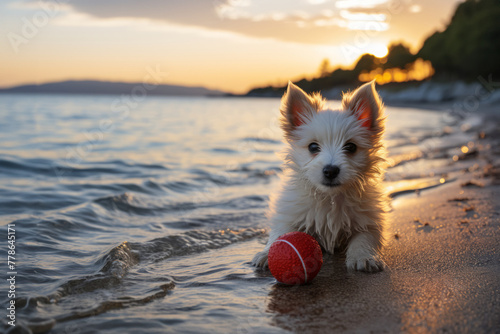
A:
[322, 164, 340, 181]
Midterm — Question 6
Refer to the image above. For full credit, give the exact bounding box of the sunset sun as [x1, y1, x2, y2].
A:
[368, 43, 389, 58]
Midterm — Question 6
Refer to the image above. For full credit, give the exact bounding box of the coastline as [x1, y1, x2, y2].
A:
[241, 79, 500, 113]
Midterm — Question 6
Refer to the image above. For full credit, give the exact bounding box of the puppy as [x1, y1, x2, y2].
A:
[252, 81, 388, 272]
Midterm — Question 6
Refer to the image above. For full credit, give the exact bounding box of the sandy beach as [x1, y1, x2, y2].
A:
[258, 106, 500, 333]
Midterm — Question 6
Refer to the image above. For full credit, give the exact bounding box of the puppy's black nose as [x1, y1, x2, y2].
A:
[323, 165, 340, 180]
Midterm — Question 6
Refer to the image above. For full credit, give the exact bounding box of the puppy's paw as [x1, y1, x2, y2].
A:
[346, 254, 386, 272]
[251, 250, 269, 268]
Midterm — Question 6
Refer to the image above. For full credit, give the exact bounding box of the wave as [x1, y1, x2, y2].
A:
[0, 194, 85, 216]
[163, 180, 197, 193]
[241, 137, 281, 144]
[12, 228, 265, 332]
[18, 227, 265, 304]
[132, 227, 265, 263]
[94, 192, 163, 215]
[93, 192, 267, 217]
[211, 147, 238, 154]
[0, 156, 168, 179]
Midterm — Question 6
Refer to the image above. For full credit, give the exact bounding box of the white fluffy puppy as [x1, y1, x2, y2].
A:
[252, 81, 388, 272]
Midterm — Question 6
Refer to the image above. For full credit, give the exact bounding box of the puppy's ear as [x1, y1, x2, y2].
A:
[280, 81, 324, 139]
[342, 81, 385, 135]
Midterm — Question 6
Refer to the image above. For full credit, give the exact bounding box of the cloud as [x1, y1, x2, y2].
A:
[409, 4, 422, 13]
[335, 0, 389, 9]
[17, 0, 395, 45]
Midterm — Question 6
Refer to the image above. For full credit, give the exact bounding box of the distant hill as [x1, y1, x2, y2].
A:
[0, 80, 226, 96]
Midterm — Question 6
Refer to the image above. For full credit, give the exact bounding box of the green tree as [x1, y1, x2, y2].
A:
[318, 58, 332, 77]
[383, 43, 416, 69]
[352, 54, 378, 75]
[418, 0, 500, 78]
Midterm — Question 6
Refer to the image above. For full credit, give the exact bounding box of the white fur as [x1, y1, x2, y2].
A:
[252, 81, 388, 272]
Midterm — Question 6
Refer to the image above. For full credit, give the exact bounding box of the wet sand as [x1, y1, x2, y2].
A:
[262, 110, 500, 333]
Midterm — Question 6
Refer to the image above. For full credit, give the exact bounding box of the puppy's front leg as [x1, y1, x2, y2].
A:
[252, 223, 295, 268]
[346, 231, 385, 272]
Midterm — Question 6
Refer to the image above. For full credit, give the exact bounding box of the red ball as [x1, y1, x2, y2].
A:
[268, 231, 323, 285]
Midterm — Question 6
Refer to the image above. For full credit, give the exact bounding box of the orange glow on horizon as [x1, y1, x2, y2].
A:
[358, 58, 435, 85]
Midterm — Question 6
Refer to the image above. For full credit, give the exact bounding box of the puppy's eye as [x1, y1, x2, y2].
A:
[308, 142, 321, 154]
[343, 142, 357, 153]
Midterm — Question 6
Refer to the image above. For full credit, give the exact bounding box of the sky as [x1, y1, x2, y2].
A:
[0, 0, 461, 93]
